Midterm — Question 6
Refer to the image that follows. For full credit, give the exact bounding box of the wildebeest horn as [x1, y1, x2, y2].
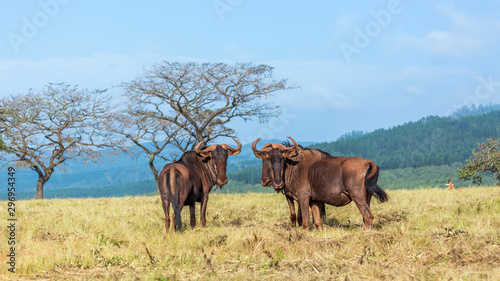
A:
[287, 136, 299, 148]
[222, 137, 242, 156]
[251, 138, 272, 159]
[272, 136, 299, 151]
[221, 137, 242, 152]
[195, 140, 217, 155]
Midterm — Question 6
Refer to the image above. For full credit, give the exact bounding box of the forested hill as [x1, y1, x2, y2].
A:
[310, 110, 500, 169]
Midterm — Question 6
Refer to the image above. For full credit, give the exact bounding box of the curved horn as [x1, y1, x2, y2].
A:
[251, 138, 272, 159]
[194, 140, 206, 153]
[251, 138, 262, 153]
[251, 138, 273, 153]
[195, 140, 217, 155]
[221, 137, 242, 152]
[272, 136, 299, 151]
[222, 137, 242, 156]
[287, 136, 299, 149]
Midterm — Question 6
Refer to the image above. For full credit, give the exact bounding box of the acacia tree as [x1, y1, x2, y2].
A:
[123, 62, 291, 145]
[0, 84, 119, 199]
[118, 62, 291, 185]
[458, 138, 500, 186]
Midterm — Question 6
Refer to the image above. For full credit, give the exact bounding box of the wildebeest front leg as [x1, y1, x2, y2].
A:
[285, 195, 297, 226]
[189, 204, 196, 228]
[310, 201, 324, 231]
[297, 203, 303, 226]
[299, 197, 310, 229]
[200, 194, 209, 227]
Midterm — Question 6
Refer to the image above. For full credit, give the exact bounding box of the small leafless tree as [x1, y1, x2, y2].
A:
[0, 84, 120, 199]
[117, 62, 292, 190]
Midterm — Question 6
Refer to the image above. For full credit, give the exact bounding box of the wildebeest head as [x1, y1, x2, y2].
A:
[195, 137, 242, 186]
[252, 137, 299, 190]
[254, 142, 273, 187]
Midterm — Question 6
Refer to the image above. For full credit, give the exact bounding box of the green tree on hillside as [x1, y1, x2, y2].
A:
[458, 138, 500, 186]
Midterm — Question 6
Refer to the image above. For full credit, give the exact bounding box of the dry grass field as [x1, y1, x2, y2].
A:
[1, 187, 499, 280]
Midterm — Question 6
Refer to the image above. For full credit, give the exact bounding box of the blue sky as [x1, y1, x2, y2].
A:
[2, 0, 500, 144]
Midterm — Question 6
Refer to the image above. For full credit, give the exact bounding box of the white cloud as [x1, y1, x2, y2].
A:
[279, 84, 352, 111]
[398, 30, 484, 56]
[426, 30, 483, 55]
[405, 85, 426, 96]
[0, 51, 203, 97]
[0, 54, 134, 95]
[332, 13, 358, 37]
[397, 5, 499, 57]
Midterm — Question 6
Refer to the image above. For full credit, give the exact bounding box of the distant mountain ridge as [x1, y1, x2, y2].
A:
[228, 108, 500, 185]
[4, 105, 499, 197]
[450, 104, 500, 119]
[310, 110, 500, 169]
[3, 139, 314, 193]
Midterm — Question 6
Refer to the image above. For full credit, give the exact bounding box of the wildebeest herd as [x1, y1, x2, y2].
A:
[158, 137, 389, 233]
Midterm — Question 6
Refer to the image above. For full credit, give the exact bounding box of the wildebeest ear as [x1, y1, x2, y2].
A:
[195, 142, 217, 158]
[283, 148, 299, 159]
[196, 151, 212, 158]
[253, 151, 268, 159]
[228, 149, 241, 156]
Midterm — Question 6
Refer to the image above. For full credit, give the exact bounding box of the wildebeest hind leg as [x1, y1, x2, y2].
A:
[200, 194, 209, 227]
[161, 194, 170, 233]
[352, 197, 374, 230]
[189, 204, 196, 228]
[159, 171, 171, 234]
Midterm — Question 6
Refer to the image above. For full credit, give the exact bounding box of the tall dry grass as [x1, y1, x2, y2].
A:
[1, 187, 499, 280]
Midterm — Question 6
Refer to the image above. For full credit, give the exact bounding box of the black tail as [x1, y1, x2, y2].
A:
[365, 164, 389, 203]
[366, 180, 389, 203]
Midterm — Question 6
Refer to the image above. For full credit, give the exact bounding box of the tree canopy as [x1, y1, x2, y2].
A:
[0, 84, 119, 199]
[458, 138, 500, 185]
[115, 62, 292, 190]
[123, 62, 291, 146]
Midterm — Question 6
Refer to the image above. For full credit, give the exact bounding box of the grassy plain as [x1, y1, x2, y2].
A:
[1, 187, 499, 280]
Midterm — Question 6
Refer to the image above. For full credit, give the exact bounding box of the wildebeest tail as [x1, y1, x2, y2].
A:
[168, 168, 182, 230]
[365, 163, 389, 203]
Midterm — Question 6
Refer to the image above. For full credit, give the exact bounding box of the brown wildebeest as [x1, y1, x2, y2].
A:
[158, 138, 242, 233]
[253, 139, 325, 227]
[252, 137, 388, 230]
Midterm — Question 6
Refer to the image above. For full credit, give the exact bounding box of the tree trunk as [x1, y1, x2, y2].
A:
[33, 165, 52, 200]
[36, 177, 45, 199]
[148, 153, 160, 194]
